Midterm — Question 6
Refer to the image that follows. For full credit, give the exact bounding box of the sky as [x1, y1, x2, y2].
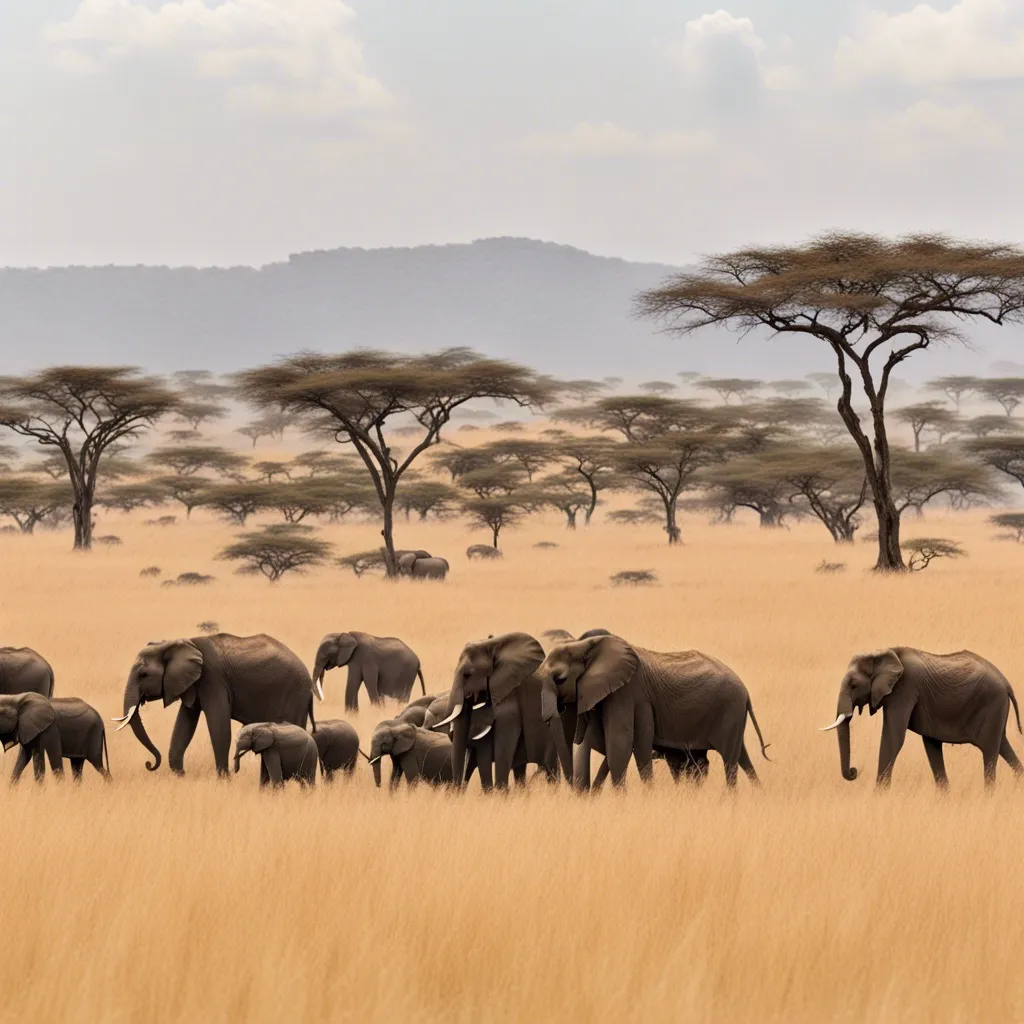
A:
[1, 0, 1022, 268]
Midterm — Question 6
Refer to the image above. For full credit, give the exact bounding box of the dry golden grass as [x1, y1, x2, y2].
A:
[3, 498, 1024, 1022]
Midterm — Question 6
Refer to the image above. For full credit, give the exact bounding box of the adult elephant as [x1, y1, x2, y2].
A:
[116, 633, 315, 776]
[821, 647, 1024, 788]
[432, 632, 573, 789]
[397, 553, 449, 580]
[0, 647, 54, 697]
[539, 634, 769, 788]
[312, 632, 425, 711]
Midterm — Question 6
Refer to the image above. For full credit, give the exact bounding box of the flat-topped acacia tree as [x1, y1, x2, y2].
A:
[237, 349, 555, 575]
[0, 366, 177, 549]
[637, 233, 1024, 570]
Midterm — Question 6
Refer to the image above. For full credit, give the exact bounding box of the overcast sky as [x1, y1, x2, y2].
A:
[1, 0, 1020, 267]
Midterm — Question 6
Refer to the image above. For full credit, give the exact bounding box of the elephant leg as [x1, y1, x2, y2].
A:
[474, 748, 494, 791]
[688, 751, 711, 785]
[259, 761, 270, 787]
[738, 744, 759, 787]
[592, 758, 610, 790]
[603, 703, 635, 787]
[922, 736, 948, 790]
[400, 752, 420, 788]
[70, 758, 85, 782]
[362, 663, 380, 705]
[322, 766, 334, 784]
[203, 692, 232, 777]
[390, 758, 403, 791]
[492, 720, 521, 792]
[633, 703, 654, 783]
[573, 734, 592, 792]
[262, 748, 284, 787]
[31, 744, 46, 782]
[10, 745, 31, 784]
[876, 711, 909, 788]
[724, 760, 739, 788]
[168, 701, 202, 775]
[999, 736, 1024, 775]
[665, 753, 684, 782]
[41, 728, 63, 779]
[512, 763, 527, 787]
[344, 664, 363, 712]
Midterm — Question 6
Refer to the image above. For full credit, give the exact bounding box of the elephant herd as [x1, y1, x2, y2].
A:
[1, 631, 1022, 791]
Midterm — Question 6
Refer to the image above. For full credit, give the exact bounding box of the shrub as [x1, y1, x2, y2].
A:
[815, 561, 847, 574]
[218, 524, 334, 583]
[610, 570, 658, 586]
[95, 535, 122, 546]
[903, 537, 966, 572]
[139, 566, 161, 577]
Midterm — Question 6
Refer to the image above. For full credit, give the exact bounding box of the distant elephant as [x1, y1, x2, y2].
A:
[368, 720, 453, 788]
[396, 553, 449, 580]
[0, 646, 55, 698]
[312, 720, 361, 780]
[394, 549, 432, 562]
[432, 632, 573, 790]
[466, 545, 502, 560]
[233, 723, 318, 787]
[49, 698, 109, 781]
[542, 629, 574, 645]
[116, 633, 316, 776]
[0, 693, 63, 782]
[312, 632, 425, 711]
[539, 635, 769, 789]
[821, 647, 1024, 788]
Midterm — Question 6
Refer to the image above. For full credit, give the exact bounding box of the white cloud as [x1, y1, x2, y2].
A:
[835, 0, 1024, 85]
[43, 0, 390, 117]
[879, 99, 1006, 149]
[522, 121, 713, 158]
[670, 10, 801, 97]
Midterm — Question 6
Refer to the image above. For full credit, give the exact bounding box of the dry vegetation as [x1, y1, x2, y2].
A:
[2, 456, 1024, 1021]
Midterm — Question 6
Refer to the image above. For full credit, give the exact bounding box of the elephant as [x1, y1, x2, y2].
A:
[542, 629, 574, 644]
[397, 553, 449, 580]
[0, 646, 55, 697]
[233, 723, 318, 787]
[368, 720, 454, 788]
[431, 632, 573, 790]
[466, 545, 502, 560]
[539, 635, 769, 789]
[46, 698, 109, 781]
[0, 693, 63, 782]
[312, 632, 425, 711]
[312, 720, 361, 780]
[821, 647, 1024, 789]
[116, 633, 316, 776]
[394, 549, 432, 562]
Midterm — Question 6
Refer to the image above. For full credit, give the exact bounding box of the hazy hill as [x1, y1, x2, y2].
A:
[0, 237, 1019, 382]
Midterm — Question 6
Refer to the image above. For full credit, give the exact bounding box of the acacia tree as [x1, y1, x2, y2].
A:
[0, 367, 177, 549]
[542, 430, 618, 524]
[218, 524, 333, 582]
[962, 416, 1023, 438]
[695, 377, 762, 404]
[927, 375, 978, 412]
[637, 233, 1024, 570]
[976, 377, 1024, 417]
[237, 349, 554, 575]
[966, 437, 1024, 491]
[176, 400, 227, 431]
[148, 445, 248, 478]
[537, 473, 594, 529]
[893, 402, 960, 451]
[460, 494, 533, 548]
[0, 478, 73, 534]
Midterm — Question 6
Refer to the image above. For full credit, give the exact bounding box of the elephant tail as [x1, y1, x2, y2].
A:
[416, 666, 426, 696]
[1010, 685, 1022, 735]
[747, 700, 771, 761]
[102, 729, 109, 774]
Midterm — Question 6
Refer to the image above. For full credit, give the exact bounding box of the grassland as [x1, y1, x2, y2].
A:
[2, 482, 1024, 1021]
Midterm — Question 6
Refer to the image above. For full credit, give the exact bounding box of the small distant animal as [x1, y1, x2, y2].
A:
[466, 544, 502, 560]
[162, 572, 215, 587]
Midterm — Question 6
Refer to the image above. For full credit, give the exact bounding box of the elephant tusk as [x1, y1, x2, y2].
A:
[368, 755, 382, 765]
[113, 705, 137, 730]
[431, 701, 464, 730]
[819, 713, 852, 732]
[314, 677, 324, 702]
[472, 701, 487, 710]
[471, 724, 492, 741]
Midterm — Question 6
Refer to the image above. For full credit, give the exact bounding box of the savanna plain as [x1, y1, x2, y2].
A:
[2, 489, 1023, 1022]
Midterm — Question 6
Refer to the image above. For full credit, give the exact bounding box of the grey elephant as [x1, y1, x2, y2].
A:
[466, 545, 502, 560]
[368, 720, 453, 788]
[539, 634, 769, 789]
[0, 646, 55, 697]
[821, 647, 1024, 788]
[397, 553, 449, 580]
[312, 632, 425, 711]
[0, 693, 63, 782]
[116, 633, 316, 776]
[312, 719, 361, 780]
[42, 698, 109, 781]
[233, 722, 319, 787]
[432, 632, 573, 790]
[422, 694, 502, 786]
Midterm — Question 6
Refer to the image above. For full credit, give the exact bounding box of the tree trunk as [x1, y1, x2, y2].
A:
[758, 510, 782, 528]
[871, 479, 904, 571]
[381, 491, 398, 577]
[491, 525, 500, 548]
[664, 499, 681, 545]
[565, 509, 577, 530]
[584, 480, 598, 525]
[72, 489, 94, 550]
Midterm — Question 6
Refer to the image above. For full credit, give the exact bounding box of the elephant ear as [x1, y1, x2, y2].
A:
[488, 632, 545, 704]
[163, 640, 204, 704]
[869, 650, 903, 711]
[17, 695, 55, 745]
[391, 725, 415, 756]
[578, 636, 638, 715]
[251, 727, 275, 753]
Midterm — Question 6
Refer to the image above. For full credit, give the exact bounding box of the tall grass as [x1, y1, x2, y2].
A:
[2, 504, 1022, 1021]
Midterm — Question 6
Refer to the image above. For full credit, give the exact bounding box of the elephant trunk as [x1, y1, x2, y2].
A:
[122, 677, 161, 772]
[311, 649, 331, 701]
[371, 758, 382, 788]
[834, 691, 857, 782]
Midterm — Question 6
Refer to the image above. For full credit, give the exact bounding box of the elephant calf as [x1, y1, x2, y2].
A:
[234, 723, 318, 788]
[0, 693, 63, 783]
[313, 720, 360, 781]
[369, 720, 453, 789]
[51, 698, 109, 781]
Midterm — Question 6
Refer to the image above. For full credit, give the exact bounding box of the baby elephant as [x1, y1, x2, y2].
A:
[52, 698, 109, 781]
[234, 723, 318, 787]
[0, 693, 63, 783]
[369, 720, 453, 789]
[312, 719, 361, 781]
